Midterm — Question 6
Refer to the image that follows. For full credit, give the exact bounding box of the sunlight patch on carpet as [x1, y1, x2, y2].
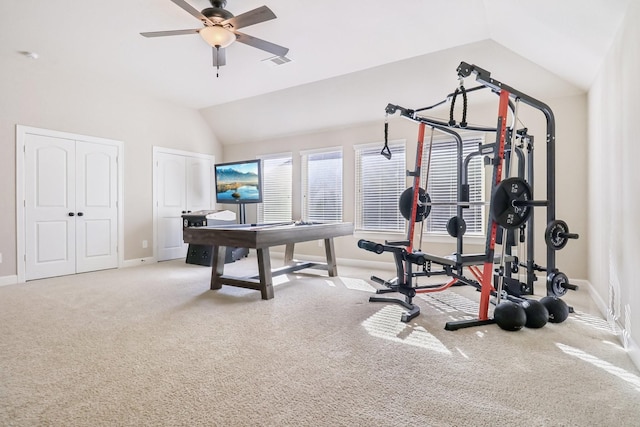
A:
[338, 277, 376, 293]
[417, 290, 480, 316]
[556, 343, 640, 392]
[362, 305, 451, 354]
[571, 310, 615, 333]
[273, 275, 290, 286]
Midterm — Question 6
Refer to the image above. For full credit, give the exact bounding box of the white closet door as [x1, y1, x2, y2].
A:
[75, 142, 119, 273]
[25, 134, 76, 280]
[155, 151, 214, 261]
[186, 156, 213, 212]
[156, 152, 188, 261]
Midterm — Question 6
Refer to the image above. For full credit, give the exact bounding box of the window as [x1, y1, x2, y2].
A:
[355, 141, 406, 233]
[301, 148, 343, 222]
[420, 133, 485, 235]
[257, 154, 292, 223]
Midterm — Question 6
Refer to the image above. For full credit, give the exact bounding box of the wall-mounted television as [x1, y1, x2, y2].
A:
[214, 159, 263, 204]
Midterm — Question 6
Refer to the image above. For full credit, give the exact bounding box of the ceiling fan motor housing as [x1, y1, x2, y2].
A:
[204, 1, 234, 22]
[203, 8, 234, 22]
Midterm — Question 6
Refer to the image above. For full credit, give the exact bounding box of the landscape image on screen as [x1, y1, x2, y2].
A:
[215, 160, 262, 203]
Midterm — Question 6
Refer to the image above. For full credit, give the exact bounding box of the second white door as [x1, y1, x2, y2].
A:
[156, 150, 214, 261]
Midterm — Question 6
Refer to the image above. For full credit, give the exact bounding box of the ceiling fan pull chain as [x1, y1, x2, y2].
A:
[215, 46, 221, 78]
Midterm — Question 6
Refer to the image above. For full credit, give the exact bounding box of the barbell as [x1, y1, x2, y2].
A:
[399, 177, 546, 229]
[399, 188, 489, 223]
[398, 176, 581, 249]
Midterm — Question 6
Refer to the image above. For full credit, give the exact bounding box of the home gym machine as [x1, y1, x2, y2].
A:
[357, 62, 579, 330]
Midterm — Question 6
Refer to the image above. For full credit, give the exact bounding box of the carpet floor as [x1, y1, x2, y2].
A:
[0, 256, 638, 426]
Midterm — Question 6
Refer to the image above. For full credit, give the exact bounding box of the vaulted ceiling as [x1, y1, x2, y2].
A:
[1, 0, 631, 144]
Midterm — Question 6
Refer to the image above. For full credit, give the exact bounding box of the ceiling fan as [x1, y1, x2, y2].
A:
[141, 0, 289, 76]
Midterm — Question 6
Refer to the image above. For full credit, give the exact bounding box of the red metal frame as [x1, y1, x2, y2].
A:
[406, 122, 426, 253]
[477, 89, 511, 320]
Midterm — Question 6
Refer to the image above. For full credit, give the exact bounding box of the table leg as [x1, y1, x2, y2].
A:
[324, 238, 338, 276]
[256, 247, 275, 300]
[210, 245, 225, 290]
[284, 243, 295, 264]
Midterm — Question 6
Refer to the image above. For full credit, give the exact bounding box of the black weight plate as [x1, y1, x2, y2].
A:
[446, 216, 467, 238]
[399, 187, 431, 222]
[491, 177, 533, 229]
[545, 220, 569, 250]
[548, 271, 569, 297]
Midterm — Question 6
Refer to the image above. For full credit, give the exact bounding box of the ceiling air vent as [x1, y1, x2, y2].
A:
[263, 56, 292, 66]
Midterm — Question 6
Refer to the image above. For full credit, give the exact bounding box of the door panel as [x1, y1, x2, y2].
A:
[36, 221, 69, 263]
[186, 157, 212, 212]
[75, 142, 118, 273]
[25, 135, 76, 280]
[156, 152, 214, 261]
[157, 153, 188, 261]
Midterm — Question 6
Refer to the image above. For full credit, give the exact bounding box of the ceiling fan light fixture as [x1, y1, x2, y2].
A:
[200, 25, 236, 48]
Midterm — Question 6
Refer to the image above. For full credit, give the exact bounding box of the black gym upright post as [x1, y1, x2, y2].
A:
[456, 62, 558, 296]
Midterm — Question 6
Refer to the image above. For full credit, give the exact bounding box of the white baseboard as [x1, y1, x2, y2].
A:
[627, 335, 640, 371]
[121, 257, 157, 268]
[0, 275, 18, 287]
[1, 258, 159, 285]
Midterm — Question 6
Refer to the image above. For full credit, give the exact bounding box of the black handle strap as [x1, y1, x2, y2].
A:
[381, 115, 392, 159]
[448, 81, 468, 128]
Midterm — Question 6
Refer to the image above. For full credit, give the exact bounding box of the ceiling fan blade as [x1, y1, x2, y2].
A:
[212, 47, 226, 67]
[223, 5, 276, 30]
[171, 0, 213, 25]
[235, 31, 289, 57]
[140, 29, 200, 38]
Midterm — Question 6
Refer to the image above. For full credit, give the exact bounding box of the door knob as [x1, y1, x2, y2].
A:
[77, 212, 84, 217]
[68, 212, 75, 216]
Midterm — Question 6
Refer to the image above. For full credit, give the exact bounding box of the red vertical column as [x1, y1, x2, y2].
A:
[478, 89, 511, 320]
[407, 123, 426, 253]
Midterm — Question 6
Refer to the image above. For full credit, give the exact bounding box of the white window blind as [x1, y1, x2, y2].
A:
[301, 148, 343, 223]
[257, 154, 292, 223]
[355, 141, 406, 232]
[420, 134, 485, 235]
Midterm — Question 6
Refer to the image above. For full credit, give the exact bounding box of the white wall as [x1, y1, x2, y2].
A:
[588, 0, 640, 365]
[0, 53, 222, 278]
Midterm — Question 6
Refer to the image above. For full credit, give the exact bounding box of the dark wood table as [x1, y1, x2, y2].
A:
[183, 222, 354, 299]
